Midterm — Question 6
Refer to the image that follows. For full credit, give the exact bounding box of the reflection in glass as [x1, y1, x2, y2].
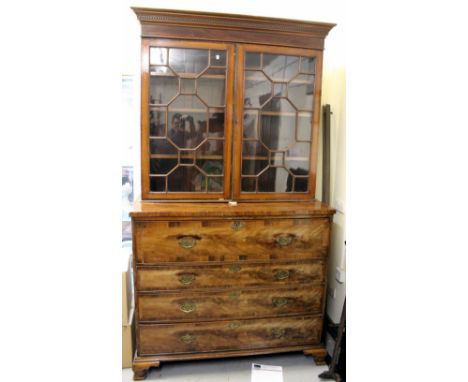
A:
[169, 48, 208, 75]
[150, 48, 167, 65]
[263, 54, 299, 82]
[245, 52, 261, 69]
[198, 68, 226, 107]
[150, 176, 165, 192]
[244, 70, 272, 108]
[168, 96, 207, 148]
[180, 78, 195, 94]
[147, 46, 227, 194]
[150, 76, 178, 105]
[258, 167, 290, 192]
[149, 108, 166, 137]
[300, 56, 316, 74]
[288, 74, 314, 110]
[210, 50, 226, 67]
[243, 111, 258, 139]
[208, 110, 224, 137]
[297, 113, 312, 141]
[241, 177, 256, 192]
[261, 99, 296, 150]
[240, 50, 316, 194]
[167, 166, 204, 192]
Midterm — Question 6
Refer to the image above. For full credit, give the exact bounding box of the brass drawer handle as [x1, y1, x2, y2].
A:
[272, 297, 289, 308]
[271, 328, 285, 339]
[178, 236, 197, 249]
[179, 302, 196, 313]
[231, 221, 245, 231]
[180, 334, 195, 344]
[178, 274, 195, 285]
[228, 264, 241, 273]
[275, 270, 290, 280]
[275, 234, 294, 247]
[228, 321, 241, 329]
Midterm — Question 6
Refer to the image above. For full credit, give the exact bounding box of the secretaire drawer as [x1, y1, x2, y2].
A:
[134, 218, 330, 263]
[137, 285, 323, 322]
[138, 315, 321, 355]
[136, 260, 325, 291]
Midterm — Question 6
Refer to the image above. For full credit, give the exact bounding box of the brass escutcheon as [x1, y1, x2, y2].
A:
[228, 264, 241, 273]
[228, 321, 241, 329]
[179, 302, 196, 313]
[271, 327, 286, 339]
[275, 234, 293, 247]
[275, 270, 290, 280]
[272, 297, 289, 308]
[231, 221, 245, 231]
[180, 334, 194, 344]
[178, 274, 195, 285]
[178, 236, 197, 249]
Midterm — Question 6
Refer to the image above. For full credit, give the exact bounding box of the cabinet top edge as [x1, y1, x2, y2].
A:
[130, 200, 336, 219]
[131, 7, 336, 38]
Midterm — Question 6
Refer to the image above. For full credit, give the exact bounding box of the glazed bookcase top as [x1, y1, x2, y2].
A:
[133, 8, 335, 201]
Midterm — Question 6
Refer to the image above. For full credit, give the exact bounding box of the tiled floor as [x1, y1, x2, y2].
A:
[122, 352, 328, 381]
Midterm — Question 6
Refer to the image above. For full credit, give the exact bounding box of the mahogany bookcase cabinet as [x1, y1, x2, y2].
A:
[130, 8, 336, 380]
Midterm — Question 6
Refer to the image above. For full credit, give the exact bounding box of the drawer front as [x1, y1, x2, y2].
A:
[134, 218, 330, 263]
[136, 260, 325, 291]
[138, 315, 321, 355]
[138, 285, 323, 322]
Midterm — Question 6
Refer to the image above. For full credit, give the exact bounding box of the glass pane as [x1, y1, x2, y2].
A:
[260, 99, 296, 151]
[245, 52, 261, 69]
[208, 110, 224, 137]
[149, 65, 173, 75]
[149, 140, 178, 175]
[243, 110, 258, 139]
[244, 70, 272, 108]
[197, 68, 225, 107]
[149, 108, 166, 137]
[300, 56, 316, 74]
[288, 74, 314, 110]
[196, 140, 223, 156]
[196, 159, 223, 175]
[241, 177, 256, 192]
[257, 167, 291, 192]
[146, 45, 227, 196]
[169, 48, 208, 76]
[263, 54, 299, 82]
[207, 177, 223, 192]
[150, 48, 167, 65]
[210, 50, 226, 67]
[274, 83, 287, 97]
[297, 113, 312, 141]
[180, 78, 195, 94]
[150, 76, 178, 105]
[167, 166, 205, 192]
[240, 50, 314, 195]
[168, 95, 207, 148]
[294, 177, 309, 192]
[150, 176, 166, 192]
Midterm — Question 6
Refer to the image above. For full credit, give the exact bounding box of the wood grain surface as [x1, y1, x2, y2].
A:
[136, 259, 325, 291]
[137, 285, 323, 322]
[138, 315, 321, 355]
[134, 218, 330, 263]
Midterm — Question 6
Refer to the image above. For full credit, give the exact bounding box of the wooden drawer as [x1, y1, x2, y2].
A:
[134, 218, 330, 263]
[137, 285, 323, 322]
[138, 315, 321, 355]
[136, 260, 325, 291]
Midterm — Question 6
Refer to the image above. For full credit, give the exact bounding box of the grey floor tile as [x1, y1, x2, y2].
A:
[122, 353, 329, 382]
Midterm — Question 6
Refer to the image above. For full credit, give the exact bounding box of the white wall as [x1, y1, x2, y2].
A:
[123, 0, 346, 321]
